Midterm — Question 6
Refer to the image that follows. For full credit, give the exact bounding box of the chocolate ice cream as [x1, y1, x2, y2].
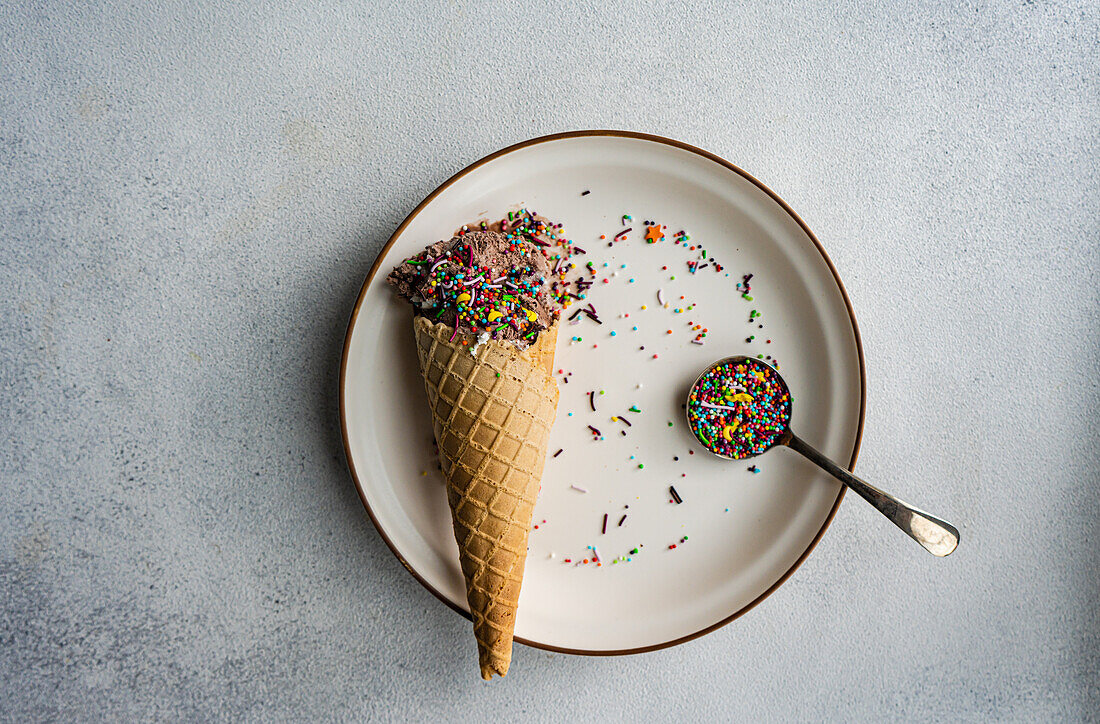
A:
[388, 212, 583, 348]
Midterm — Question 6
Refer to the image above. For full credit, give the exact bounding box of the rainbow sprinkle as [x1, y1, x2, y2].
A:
[686, 358, 791, 458]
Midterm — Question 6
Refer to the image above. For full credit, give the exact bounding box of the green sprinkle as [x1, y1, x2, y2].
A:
[630, 548, 638, 555]
[629, 405, 641, 413]
[701, 250, 707, 258]
[743, 295, 753, 301]
[637, 463, 644, 469]
[599, 390, 605, 395]
[496, 372, 501, 377]
[667, 421, 673, 427]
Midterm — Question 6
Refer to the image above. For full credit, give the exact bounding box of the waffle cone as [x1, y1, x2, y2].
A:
[412, 316, 559, 679]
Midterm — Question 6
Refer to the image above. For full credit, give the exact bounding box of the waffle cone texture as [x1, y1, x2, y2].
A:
[412, 316, 559, 679]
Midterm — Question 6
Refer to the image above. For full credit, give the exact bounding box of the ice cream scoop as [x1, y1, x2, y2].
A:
[686, 356, 959, 556]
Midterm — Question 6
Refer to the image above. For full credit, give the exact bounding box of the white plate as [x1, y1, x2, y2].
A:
[341, 132, 865, 653]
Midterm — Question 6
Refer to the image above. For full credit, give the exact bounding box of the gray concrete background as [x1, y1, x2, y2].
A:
[1, 0, 1097, 721]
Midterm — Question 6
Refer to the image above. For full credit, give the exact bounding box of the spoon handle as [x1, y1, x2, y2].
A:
[785, 434, 960, 557]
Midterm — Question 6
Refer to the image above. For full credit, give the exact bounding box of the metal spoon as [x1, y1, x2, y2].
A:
[686, 356, 959, 557]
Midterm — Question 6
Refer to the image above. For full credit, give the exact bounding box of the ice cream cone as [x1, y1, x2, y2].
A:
[412, 316, 559, 679]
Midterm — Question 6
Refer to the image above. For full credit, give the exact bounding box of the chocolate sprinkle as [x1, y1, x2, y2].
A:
[670, 486, 683, 504]
[601, 513, 608, 534]
[553, 448, 563, 458]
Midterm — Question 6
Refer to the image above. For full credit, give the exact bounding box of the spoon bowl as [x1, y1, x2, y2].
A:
[686, 355, 793, 459]
[686, 356, 960, 557]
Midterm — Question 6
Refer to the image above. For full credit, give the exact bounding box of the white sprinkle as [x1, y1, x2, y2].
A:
[570, 485, 588, 493]
[691, 339, 705, 345]
[636, 383, 643, 389]
[657, 288, 665, 306]
[470, 331, 490, 356]
[699, 401, 738, 412]
[549, 552, 556, 559]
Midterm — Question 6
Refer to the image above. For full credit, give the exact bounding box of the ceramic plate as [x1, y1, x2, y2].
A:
[341, 131, 864, 653]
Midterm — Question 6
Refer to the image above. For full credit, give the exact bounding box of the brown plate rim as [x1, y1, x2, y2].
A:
[338, 129, 866, 656]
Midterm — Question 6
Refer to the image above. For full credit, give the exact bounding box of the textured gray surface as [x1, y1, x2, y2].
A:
[1, 0, 1098, 721]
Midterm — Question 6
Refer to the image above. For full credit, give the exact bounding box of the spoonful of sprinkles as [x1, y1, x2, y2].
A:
[686, 356, 960, 556]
